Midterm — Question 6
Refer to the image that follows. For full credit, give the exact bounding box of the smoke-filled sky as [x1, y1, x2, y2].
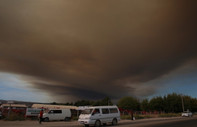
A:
[0, 0, 197, 103]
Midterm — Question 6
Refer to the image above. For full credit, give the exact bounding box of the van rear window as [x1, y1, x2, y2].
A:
[102, 108, 109, 114]
[109, 108, 118, 113]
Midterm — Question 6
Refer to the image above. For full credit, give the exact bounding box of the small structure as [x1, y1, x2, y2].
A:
[1, 104, 27, 117]
[31, 104, 77, 110]
[1, 104, 27, 109]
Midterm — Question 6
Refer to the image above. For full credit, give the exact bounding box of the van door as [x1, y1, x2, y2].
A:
[109, 108, 119, 122]
[101, 108, 110, 123]
[53, 110, 62, 120]
[91, 108, 101, 122]
[48, 110, 55, 120]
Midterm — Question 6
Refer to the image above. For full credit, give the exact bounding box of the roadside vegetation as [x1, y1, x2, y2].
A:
[4, 112, 25, 121]
[71, 93, 197, 120]
[121, 114, 152, 120]
[71, 93, 197, 113]
[117, 93, 197, 113]
[1, 93, 197, 121]
[120, 113, 181, 120]
[158, 113, 181, 117]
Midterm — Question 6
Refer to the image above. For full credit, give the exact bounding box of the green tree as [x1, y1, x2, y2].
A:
[51, 102, 57, 105]
[100, 97, 113, 106]
[141, 99, 149, 111]
[164, 93, 182, 113]
[92, 97, 113, 106]
[74, 100, 91, 106]
[183, 95, 193, 112]
[118, 97, 140, 111]
[149, 96, 164, 111]
[191, 98, 197, 112]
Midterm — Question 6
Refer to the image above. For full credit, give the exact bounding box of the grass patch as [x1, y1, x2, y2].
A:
[142, 115, 152, 118]
[159, 113, 180, 117]
[121, 114, 152, 120]
[134, 114, 152, 119]
[121, 115, 131, 120]
[134, 114, 144, 119]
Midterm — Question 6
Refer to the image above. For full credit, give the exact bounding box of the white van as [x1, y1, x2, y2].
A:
[43, 109, 71, 121]
[78, 106, 120, 127]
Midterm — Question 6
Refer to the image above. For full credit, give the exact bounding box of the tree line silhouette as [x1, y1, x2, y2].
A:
[53, 93, 197, 113]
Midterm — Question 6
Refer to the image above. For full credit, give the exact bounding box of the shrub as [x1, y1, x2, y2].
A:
[121, 114, 152, 120]
[71, 116, 78, 121]
[134, 114, 144, 119]
[120, 115, 132, 120]
[159, 113, 180, 117]
[4, 113, 25, 121]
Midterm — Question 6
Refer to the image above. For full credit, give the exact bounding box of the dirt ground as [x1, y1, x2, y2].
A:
[0, 116, 196, 127]
[0, 120, 81, 127]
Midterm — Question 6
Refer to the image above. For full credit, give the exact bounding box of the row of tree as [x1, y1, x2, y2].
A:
[73, 97, 113, 107]
[52, 93, 197, 113]
[118, 93, 197, 113]
[51, 97, 112, 106]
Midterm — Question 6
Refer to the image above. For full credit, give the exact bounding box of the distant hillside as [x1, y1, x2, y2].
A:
[0, 99, 44, 107]
[0, 100, 7, 104]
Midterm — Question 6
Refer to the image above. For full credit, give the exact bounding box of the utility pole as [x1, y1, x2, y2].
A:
[181, 95, 185, 112]
[7, 101, 13, 118]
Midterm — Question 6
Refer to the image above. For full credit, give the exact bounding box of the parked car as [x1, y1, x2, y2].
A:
[42, 109, 71, 121]
[78, 105, 120, 127]
[181, 111, 192, 117]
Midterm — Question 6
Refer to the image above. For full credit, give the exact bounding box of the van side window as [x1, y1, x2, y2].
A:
[53, 110, 62, 114]
[93, 109, 100, 114]
[109, 108, 118, 113]
[102, 108, 109, 114]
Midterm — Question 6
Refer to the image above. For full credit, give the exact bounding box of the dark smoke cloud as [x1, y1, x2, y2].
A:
[0, 0, 197, 101]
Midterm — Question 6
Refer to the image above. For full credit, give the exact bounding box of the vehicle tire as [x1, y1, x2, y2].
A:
[95, 120, 101, 127]
[64, 117, 70, 121]
[44, 117, 49, 122]
[112, 118, 117, 126]
[85, 124, 89, 127]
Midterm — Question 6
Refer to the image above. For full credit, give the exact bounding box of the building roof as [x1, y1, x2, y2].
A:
[31, 104, 78, 110]
[77, 105, 118, 110]
[1, 104, 27, 108]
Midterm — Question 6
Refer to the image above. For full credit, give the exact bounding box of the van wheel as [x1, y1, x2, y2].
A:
[64, 117, 70, 121]
[112, 118, 117, 126]
[44, 117, 49, 122]
[95, 120, 101, 127]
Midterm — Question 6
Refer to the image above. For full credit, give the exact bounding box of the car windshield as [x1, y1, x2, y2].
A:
[81, 109, 93, 114]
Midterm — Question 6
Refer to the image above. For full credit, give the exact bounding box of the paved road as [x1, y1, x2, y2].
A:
[0, 117, 196, 127]
[145, 118, 197, 127]
[118, 117, 197, 127]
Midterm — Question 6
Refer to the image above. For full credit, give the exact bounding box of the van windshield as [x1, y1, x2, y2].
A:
[81, 109, 93, 114]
